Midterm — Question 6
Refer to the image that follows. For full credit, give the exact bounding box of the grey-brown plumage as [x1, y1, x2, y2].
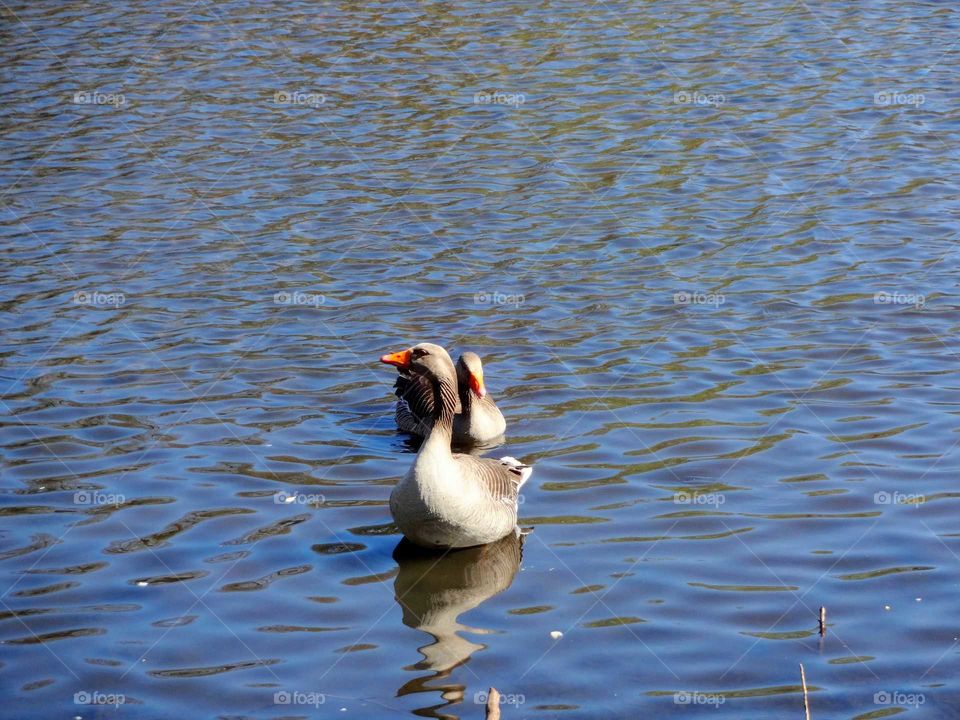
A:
[393, 370, 435, 436]
[454, 352, 506, 444]
[380, 342, 533, 548]
[454, 454, 530, 507]
[391, 351, 506, 444]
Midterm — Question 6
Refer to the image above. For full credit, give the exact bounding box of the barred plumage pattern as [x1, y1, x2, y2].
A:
[454, 455, 531, 507]
[392, 357, 505, 443]
[393, 371, 434, 436]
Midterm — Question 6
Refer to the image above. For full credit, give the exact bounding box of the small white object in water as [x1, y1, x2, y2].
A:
[916, 597, 922, 602]
[550, 630, 563, 639]
[137, 581, 149, 587]
[884, 604, 891, 610]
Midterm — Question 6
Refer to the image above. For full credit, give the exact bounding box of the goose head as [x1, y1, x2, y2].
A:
[380, 342, 462, 413]
[456, 351, 487, 399]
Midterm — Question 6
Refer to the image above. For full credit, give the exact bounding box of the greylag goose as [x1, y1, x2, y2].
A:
[391, 351, 506, 444]
[380, 343, 532, 548]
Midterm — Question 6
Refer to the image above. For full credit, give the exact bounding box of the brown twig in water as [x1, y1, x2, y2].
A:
[818, 606, 826, 636]
[799, 663, 811, 720]
[486, 687, 501, 720]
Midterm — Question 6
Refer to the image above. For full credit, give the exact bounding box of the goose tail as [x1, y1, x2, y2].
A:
[499, 456, 533, 487]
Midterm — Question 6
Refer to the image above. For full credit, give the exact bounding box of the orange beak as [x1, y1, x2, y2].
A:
[380, 348, 412, 368]
[469, 371, 486, 398]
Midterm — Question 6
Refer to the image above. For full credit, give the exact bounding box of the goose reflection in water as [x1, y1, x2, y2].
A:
[392, 531, 524, 719]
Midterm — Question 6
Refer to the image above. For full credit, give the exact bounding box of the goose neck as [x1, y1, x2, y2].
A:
[425, 373, 458, 439]
[457, 382, 473, 416]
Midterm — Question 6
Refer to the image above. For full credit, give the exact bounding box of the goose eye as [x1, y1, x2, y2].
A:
[411, 348, 427, 359]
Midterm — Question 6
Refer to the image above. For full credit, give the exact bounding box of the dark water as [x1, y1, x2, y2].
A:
[2, 1, 960, 718]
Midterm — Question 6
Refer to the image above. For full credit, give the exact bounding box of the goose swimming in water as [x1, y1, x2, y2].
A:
[391, 351, 506, 445]
[381, 343, 532, 548]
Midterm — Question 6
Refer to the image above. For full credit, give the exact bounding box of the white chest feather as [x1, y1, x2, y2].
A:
[390, 435, 498, 547]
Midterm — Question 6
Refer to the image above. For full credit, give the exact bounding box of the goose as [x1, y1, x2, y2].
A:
[380, 343, 532, 548]
[392, 351, 506, 445]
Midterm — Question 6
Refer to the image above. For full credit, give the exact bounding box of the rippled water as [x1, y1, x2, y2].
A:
[3, 1, 960, 718]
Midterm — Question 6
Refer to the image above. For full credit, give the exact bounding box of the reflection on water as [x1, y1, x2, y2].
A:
[394, 533, 523, 718]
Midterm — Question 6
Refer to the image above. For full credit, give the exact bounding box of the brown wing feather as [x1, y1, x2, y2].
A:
[453, 455, 525, 505]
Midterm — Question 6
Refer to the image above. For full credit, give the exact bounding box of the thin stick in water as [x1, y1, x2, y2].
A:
[486, 687, 501, 720]
[818, 606, 826, 636]
[799, 663, 811, 720]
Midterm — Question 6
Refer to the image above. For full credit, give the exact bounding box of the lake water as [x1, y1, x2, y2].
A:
[2, 1, 960, 718]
